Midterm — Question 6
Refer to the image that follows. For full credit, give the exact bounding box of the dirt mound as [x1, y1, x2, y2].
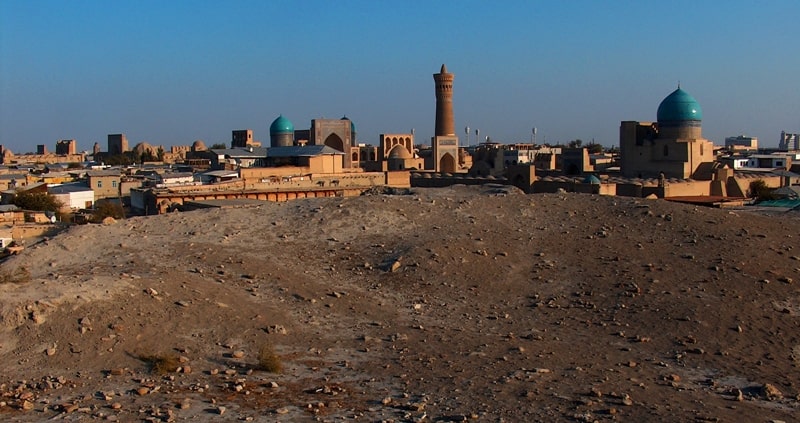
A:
[1, 186, 798, 421]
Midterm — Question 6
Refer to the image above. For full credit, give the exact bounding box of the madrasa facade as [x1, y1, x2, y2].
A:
[268, 115, 361, 169]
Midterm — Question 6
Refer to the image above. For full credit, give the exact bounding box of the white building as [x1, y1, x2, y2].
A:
[745, 154, 791, 169]
[48, 183, 94, 210]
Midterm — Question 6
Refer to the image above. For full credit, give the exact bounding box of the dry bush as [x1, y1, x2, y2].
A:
[256, 343, 282, 373]
[0, 267, 31, 284]
[138, 353, 180, 375]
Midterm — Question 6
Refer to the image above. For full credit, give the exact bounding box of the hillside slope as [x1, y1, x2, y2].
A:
[1, 185, 799, 422]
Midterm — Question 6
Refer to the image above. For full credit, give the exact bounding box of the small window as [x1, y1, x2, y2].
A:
[112, 181, 117, 188]
[97, 180, 102, 188]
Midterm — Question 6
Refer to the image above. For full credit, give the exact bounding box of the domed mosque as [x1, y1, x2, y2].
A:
[656, 86, 703, 138]
[269, 115, 295, 147]
[268, 114, 363, 169]
[620, 85, 714, 180]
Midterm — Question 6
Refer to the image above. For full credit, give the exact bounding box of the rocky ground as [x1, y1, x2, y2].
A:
[0, 184, 799, 422]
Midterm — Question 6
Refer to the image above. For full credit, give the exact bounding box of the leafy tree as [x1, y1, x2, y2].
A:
[13, 191, 63, 212]
[92, 200, 125, 222]
[157, 147, 165, 161]
[102, 153, 135, 166]
[210, 143, 227, 149]
[140, 150, 156, 163]
[748, 179, 776, 202]
[568, 139, 583, 148]
[585, 142, 604, 154]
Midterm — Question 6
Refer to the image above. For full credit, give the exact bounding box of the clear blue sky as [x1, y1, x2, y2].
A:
[1, 0, 798, 153]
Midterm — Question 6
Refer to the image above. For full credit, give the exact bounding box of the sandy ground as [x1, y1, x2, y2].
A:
[1, 184, 799, 422]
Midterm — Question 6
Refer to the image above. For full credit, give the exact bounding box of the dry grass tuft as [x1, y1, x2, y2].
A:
[138, 353, 181, 375]
[256, 343, 282, 373]
[0, 267, 30, 284]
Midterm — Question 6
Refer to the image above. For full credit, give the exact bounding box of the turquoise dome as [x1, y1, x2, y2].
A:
[341, 115, 356, 133]
[270, 115, 294, 134]
[583, 174, 601, 184]
[657, 87, 702, 122]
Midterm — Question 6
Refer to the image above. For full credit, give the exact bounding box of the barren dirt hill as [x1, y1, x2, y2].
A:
[1, 185, 799, 422]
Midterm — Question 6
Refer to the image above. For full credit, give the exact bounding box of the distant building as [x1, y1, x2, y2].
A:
[779, 131, 799, 150]
[620, 86, 715, 179]
[560, 148, 594, 175]
[267, 115, 359, 169]
[232, 129, 260, 148]
[378, 134, 424, 171]
[56, 139, 77, 155]
[725, 135, 757, 151]
[108, 134, 129, 155]
[0, 139, 86, 165]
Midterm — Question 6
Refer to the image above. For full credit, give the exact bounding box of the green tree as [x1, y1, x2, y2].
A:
[140, 150, 156, 163]
[210, 143, 227, 149]
[585, 142, 604, 154]
[568, 139, 583, 148]
[102, 153, 135, 166]
[157, 146, 165, 161]
[13, 191, 63, 212]
[748, 179, 776, 202]
[92, 200, 125, 222]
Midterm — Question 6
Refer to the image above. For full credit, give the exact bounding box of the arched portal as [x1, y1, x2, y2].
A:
[324, 134, 344, 152]
[439, 153, 456, 173]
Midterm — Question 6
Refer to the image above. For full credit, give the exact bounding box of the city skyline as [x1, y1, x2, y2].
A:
[1, 0, 798, 153]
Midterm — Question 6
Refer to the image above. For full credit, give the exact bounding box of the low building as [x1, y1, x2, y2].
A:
[48, 183, 94, 210]
[745, 154, 792, 169]
[87, 170, 122, 199]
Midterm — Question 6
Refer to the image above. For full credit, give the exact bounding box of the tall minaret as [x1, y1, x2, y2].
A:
[433, 64, 455, 137]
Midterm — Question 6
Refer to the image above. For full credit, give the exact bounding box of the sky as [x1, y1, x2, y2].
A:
[1, 0, 799, 154]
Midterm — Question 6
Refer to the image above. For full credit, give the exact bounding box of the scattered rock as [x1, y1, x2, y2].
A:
[761, 383, 783, 401]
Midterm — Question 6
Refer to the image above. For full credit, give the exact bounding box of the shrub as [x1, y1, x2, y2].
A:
[138, 353, 180, 375]
[0, 267, 31, 284]
[256, 343, 282, 373]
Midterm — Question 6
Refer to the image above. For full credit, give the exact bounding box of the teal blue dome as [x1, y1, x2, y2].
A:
[341, 115, 356, 133]
[270, 115, 294, 134]
[657, 87, 702, 122]
[583, 174, 601, 184]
